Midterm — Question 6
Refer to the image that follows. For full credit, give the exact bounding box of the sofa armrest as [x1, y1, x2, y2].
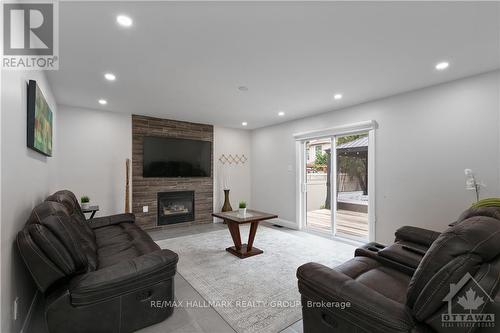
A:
[378, 243, 423, 269]
[297, 262, 415, 332]
[87, 213, 135, 229]
[394, 226, 440, 247]
[69, 249, 178, 306]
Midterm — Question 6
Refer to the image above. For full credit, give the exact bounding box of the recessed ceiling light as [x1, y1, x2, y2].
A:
[98, 99, 107, 105]
[104, 73, 116, 81]
[116, 15, 133, 27]
[278, 111, 285, 117]
[334, 93, 343, 100]
[435, 61, 449, 70]
[242, 122, 248, 126]
[238, 86, 248, 92]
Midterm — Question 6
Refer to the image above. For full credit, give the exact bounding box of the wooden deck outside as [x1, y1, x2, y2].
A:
[307, 209, 368, 239]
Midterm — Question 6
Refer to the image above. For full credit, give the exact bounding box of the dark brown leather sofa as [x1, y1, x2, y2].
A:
[17, 190, 178, 333]
[297, 206, 500, 333]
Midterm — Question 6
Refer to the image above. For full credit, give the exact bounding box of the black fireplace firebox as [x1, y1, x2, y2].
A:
[157, 191, 195, 225]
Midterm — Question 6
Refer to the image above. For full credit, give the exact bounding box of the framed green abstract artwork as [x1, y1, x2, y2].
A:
[27, 80, 53, 156]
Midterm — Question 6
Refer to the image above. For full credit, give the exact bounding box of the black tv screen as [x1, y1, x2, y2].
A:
[143, 137, 211, 177]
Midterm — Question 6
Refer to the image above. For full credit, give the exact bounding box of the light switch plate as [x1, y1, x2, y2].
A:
[142, 206, 149, 213]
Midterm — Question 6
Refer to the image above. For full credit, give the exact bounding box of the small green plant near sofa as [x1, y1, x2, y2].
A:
[239, 201, 247, 209]
[81, 196, 90, 209]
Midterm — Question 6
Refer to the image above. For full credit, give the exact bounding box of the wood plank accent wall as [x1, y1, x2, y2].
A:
[132, 115, 214, 230]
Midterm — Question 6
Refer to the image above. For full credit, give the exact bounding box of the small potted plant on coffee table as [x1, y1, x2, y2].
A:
[81, 196, 91, 210]
[238, 201, 247, 216]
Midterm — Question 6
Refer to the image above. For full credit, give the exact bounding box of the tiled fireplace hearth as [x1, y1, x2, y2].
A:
[157, 191, 195, 225]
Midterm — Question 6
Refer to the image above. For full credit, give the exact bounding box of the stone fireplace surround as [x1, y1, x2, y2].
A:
[132, 115, 213, 230]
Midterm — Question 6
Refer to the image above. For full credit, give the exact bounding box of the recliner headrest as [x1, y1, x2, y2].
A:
[26, 201, 70, 225]
[453, 206, 500, 226]
[46, 190, 85, 220]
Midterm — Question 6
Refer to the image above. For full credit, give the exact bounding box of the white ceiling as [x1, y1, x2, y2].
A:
[48, 1, 500, 129]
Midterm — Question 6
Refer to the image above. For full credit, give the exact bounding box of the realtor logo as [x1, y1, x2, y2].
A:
[442, 272, 495, 328]
[1, 0, 59, 69]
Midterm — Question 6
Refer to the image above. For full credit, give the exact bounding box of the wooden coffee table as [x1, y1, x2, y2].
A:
[212, 210, 278, 259]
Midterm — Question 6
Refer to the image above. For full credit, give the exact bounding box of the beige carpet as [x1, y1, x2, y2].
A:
[156, 225, 355, 333]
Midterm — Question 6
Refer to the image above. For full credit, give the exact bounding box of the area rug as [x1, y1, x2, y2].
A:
[156, 225, 355, 333]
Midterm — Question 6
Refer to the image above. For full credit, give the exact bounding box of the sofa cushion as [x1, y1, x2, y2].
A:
[46, 190, 96, 244]
[88, 213, 135, 229]
[95, 223, 161, 269]
[17, 228, 67, 292]
[335, 256, 411, 304]
[70, 249, 178, 306]
[38, 213, 88, 272]
[28, 201, 98, 271]
[28, 223, 76, 275]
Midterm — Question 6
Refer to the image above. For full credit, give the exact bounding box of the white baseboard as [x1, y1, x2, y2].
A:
[268, 218, 299, 230]
[20, 291, 39, 333]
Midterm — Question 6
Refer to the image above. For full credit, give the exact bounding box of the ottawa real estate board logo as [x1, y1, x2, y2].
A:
[442, 272, 495, 328]
[2, 1, 59, 70]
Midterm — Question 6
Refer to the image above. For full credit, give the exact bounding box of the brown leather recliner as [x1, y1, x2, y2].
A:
[17, 190, 178, 333]
[297, 206, 500, 333]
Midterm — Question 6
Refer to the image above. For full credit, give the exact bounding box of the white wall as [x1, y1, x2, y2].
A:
[55, 106, 132, 216]
[213, 127, 252, 220]
[251, 71, 500, 244]
[1, 70, 58, 333]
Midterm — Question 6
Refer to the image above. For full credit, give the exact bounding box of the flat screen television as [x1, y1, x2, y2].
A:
[143, 136, 211, 177]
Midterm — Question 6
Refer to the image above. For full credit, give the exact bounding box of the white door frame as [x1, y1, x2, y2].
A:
[294, 120, 377, 242]
[331, 137, 338, 236]
[295, 140, 306, 231]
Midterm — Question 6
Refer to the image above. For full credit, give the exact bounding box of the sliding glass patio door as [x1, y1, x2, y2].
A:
[302, 132, 371, 241]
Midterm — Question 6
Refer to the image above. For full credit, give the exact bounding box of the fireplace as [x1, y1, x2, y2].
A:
[157, 191, 195, 225]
